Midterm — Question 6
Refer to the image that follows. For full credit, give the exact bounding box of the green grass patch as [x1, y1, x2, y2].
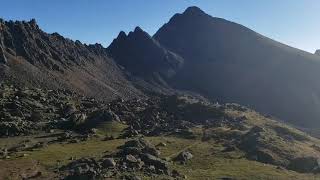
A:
[95, 121, 128, 138]
[147, 136, 320, 180]
[16, 138, 125, 168]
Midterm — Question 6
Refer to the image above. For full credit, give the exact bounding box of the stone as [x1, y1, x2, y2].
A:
[121, 147, 141, 156]
[89, 128, 98, 134]
[48, 129, 55, 133]
[254, 149, 275, 164]
[64, 104, 77, 116]
[89, 109, 120, 123]
[33, 142, 48, 149]
[174, 151, 193, 163]
[69, 113, 87, 126]
[141, 153, 168, 170]
[124, 139, 144, 149]
[126, 154, 138, 163]
[289, 156, 320, 173]
[101, 158, 116, 168]
[0, 148, 8, 158]
[148, 165, 156, 172]
[222, 145, 237, 152]
[74, 164, 90, 175]
[172, 169, 182, 178]
[156, 142, 167, 147]
[103, 136, 115, 141]
[70, 139, 81, 143]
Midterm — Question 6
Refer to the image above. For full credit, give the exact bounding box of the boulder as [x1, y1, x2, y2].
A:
[69, 113, 87, 127]
[64, 104, 77, 116]
[0, 148, 8, 158]
[156, 142, 167, 147]
[101, 158, 116, 168]
[174, 151, 193, 163]
[141, 153, 168, 171]
[126, 154, 138, 163]
[62, 157, 101, 179]
[246, 149, 275, 164]
[123, 139, 144, 149]
[289, 156, 320, 173]
[121, 147, 142, 156]
[222, 145, 237, 152]
[121, 138, 160, 157]
[89, 109, 120, 123]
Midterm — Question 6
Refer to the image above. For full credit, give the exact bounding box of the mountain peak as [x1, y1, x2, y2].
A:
[117, 31, 127, 40]
[127, 26, 152, 41]
[29, 18, 37, 27]
[315, 49, 320, 56]
[183, 6, 206, 16]
[134, 26, 144, 33]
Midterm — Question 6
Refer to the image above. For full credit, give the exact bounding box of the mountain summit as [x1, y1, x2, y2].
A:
[154, 6, 320, 128]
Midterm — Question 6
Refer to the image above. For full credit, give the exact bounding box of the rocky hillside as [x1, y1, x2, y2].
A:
[1, 83, 320, 179]
[153, 6, 320, 129]
[315, 50, 320, 56]
[0, 19, 142, 101]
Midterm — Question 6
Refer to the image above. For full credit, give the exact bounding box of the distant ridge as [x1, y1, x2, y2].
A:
[0, 19, 142, 100]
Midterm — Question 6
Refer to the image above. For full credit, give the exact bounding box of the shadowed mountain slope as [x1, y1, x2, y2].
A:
[154, 6, 320, 128]
[107, 27, 183, 89]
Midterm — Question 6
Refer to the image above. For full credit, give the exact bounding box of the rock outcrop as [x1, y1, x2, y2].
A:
[61, 138, 184, 179]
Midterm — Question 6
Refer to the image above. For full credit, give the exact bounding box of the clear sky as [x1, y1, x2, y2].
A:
[1, 0, 319, 53]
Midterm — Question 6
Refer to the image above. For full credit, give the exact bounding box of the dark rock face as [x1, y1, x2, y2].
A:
[153, 6, 320, 129]
[0, 19, 141, 101]
[0, 19, 99, 67]
[107, 26, 184, 86]
[315, 50, 320, 56]
[0, 46, 7, 64]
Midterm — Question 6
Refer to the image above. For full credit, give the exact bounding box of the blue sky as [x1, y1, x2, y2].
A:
[1, 0, 319, 53]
